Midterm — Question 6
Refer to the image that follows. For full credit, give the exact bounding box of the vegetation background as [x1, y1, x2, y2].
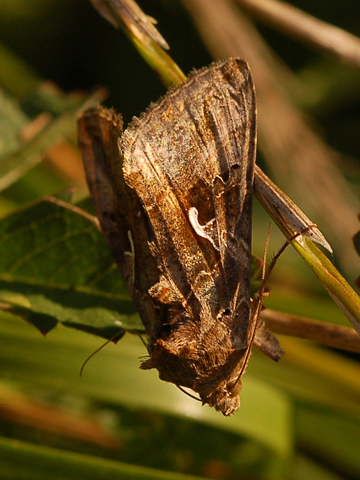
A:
[0, 1, 359, 479]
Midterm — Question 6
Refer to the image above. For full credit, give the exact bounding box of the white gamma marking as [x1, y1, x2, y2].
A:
[124, 230, 135, 258]
[188, 207, 219, 251]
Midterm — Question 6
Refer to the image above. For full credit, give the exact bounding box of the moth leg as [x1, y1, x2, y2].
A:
[252, 224, 318, 362]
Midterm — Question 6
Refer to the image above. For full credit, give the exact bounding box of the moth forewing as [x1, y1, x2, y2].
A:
[79, 58, 273, 417]
[121, 58, 257, 416]
[78, 106, 165, 343]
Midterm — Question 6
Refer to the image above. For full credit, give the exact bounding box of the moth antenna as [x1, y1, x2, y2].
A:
[233, 224, 317, 387]
[136, 332, 149, 350]
[261, 224, 318, 290]
[80, 331, 124, 377]
[234, 224, 272, 385]
[176, 385, 202, 402]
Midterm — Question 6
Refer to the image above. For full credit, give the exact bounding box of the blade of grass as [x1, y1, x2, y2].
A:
[0, 436, 213, 480]
[0, 313, 293, 460]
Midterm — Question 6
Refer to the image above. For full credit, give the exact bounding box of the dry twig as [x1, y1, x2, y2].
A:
[236, 0, 360, 69]
[262, 308, 360, 353]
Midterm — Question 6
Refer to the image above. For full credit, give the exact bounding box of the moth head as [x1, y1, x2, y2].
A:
[200, 375, 243, 416]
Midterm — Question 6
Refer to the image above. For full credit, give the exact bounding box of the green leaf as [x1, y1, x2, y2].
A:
[0, 41, 106, 192]
[0, 312, 293, 477]
[296, 404, 360, 478]
[248, 337, 360, 417]
[0, 197, 141, 337]
[0, 437, 213, 480]
[0, 41, 40, 99]
[0, 89, 28, 159]
[0, 196, 270, 339]
[291, 455, 344, 480]
[0, 89, 105, 192]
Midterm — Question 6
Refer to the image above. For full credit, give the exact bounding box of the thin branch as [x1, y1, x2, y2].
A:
[236, 0, 360, 70]
[45, 196, 101, 230]
[262, 308, 360, 353]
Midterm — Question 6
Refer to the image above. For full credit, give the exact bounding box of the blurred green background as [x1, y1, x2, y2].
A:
[0, 1, 360, 479]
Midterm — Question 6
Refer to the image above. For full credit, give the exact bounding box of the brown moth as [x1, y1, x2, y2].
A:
[78, 58, 282, 416]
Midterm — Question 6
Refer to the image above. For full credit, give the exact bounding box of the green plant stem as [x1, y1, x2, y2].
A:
[130, 36, 186, 87]
[292, 239, 360, 334]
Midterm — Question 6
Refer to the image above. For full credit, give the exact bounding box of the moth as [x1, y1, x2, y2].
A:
[78, 58, 282, 416]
